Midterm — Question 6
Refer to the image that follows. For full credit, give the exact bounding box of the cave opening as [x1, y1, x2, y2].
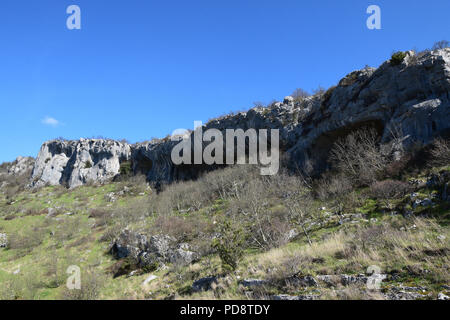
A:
[308, 119, 385, 174]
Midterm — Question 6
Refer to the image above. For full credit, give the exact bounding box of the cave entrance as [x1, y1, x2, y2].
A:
[133, 155, 153, 175]
[308, 119, 384, 174]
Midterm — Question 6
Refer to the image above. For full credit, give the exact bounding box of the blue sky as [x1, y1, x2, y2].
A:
[0, 0, 449, 162]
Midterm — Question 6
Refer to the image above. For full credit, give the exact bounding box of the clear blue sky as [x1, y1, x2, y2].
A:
[0, 0, 449, 162]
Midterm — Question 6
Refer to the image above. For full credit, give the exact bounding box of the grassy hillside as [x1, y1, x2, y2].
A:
[0, 134, 449, 300]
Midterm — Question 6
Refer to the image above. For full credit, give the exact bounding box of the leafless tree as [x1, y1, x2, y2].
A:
[432, 40, 449, 50]
[330, 128, 387, 186]
[369, 180, 412, 210]
[291, 88, 310, 102]
[281, 176, 316, 246]
[430, 137, 450, 167]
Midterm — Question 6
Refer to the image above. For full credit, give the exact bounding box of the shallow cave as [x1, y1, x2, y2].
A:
[307, 119, 385, 174]
[133, 155, 153, 176]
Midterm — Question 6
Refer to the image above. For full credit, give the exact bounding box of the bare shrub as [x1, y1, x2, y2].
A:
[89, 208, 112, 228]
[228, 177, 293, 250]
[291, 88, 310, 102]
[312, 86, 326, 97]
[315, 173, 353, 201]
[202, 165, 259, 201]
[281, 175, 316, 245]
[330, 128, 387, 186]
[369, 180, 412, 209]
[61, 267, 105, 300]
[53, 216, 88, 244]
[432, 40, 449, 50]
[150, 214, 213, 242]
[114, 174, 148, 193]
[0, 164, 32, 199]
[147, 165, 259, 217]
[113, 197, 152, 227]
[7, 226, 46, 252]
[430, 137, 450, 167]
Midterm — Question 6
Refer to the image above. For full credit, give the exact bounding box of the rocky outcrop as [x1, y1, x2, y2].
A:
[192, 276, 218, 292]
[289, 49, 450, 172]
[29, 49, 450, 187]
[7, 156, 35, 176]
[0, 157, 34, 189]
[30, 139, 131, 188]
[109, 230, 199, 270]
[0, 233, 7, 248]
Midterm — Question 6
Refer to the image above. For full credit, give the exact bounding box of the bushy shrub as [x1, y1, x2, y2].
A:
[390, 51, 407, 66]
[119, 161, 132, 176]
[84, 160, 92, 169]
[212, 219, 245, 273]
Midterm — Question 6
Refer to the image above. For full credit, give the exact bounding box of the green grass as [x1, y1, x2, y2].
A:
[0, 166, 449, 300]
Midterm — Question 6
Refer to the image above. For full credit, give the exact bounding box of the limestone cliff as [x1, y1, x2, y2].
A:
[29, 49, 450, 188]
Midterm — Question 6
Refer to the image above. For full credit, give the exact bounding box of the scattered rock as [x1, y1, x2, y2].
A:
[46, 207, 57, 217]
[110, 230, 199, 271]
[288, 275, 318, 287]
[8, 156, 35, 176]
[143, 275, 158, 286]
[127, 270, 140, 278]
[105, 193, 117, 203]
[271, 294, 318, 300]
[385, 291, 424, 300]
[341, 274, 368, 286]
[285, 229, 299, 242]
[241, 279, 269, 288]
[192, 276, 218, 292]
[0, 233, 7, 248]
[110, 229, 149, 261]
[420, 198, 433, 207]
[283, 96, 294, 105]
[169, 243, 199, 265]
[437, 293, 449, 300]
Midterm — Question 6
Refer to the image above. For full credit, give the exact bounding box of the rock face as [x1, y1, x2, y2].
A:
[0, 157, 34, 188]
[28, 49, 450, 187]
[289, 49, 450, 172]
[30, 139, 131, 188]
[0, 233, 7, 248]
[192, 276, 218, 292]
[7, 157, 35, 176]
[109, 230, 198, 269]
